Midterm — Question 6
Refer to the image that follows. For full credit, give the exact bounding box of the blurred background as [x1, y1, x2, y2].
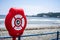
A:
[0, 0, 60, 40]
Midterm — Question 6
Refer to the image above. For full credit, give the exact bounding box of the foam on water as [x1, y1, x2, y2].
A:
[0, 17, 60, 28]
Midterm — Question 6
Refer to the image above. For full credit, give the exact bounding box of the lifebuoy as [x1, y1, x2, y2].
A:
[5, 8, 27, 37]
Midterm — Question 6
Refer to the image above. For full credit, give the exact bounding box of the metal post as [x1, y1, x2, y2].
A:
[57, 31, 59, 40]
[18, 36, 21, 40]
[12, 37, 16, 40]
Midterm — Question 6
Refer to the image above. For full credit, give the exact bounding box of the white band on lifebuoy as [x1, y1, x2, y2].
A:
[12, 14, 24, 30]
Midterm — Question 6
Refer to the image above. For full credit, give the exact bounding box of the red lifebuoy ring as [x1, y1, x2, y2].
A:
[5, 8, 27, 37]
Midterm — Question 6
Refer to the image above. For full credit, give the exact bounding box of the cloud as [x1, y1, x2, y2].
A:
[20, 6, 50, 15]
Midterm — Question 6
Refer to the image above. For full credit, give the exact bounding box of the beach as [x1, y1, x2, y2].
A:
[0, 26, 60, 40]
[0, 17, 60, 40]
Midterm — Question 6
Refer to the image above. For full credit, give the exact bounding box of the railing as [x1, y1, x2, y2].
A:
[0, 31, 60, 40]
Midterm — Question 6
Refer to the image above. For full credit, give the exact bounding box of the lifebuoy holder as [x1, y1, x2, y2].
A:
[5, 8, 27, 37]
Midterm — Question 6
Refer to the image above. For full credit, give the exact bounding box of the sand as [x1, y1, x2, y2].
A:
[0, 26, 60, 40]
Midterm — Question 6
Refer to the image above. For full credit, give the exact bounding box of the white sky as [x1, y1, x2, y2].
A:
[0, 0, 60, 15]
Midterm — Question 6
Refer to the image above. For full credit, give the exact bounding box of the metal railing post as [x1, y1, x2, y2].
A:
[57, 31, 59, 40]
[18, 36, 21, 40]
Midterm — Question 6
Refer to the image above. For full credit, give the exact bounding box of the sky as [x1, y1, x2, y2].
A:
[0, 0, 60, 15]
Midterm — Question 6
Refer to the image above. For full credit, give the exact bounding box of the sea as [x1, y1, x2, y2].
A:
[0, 16, 60, 28]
